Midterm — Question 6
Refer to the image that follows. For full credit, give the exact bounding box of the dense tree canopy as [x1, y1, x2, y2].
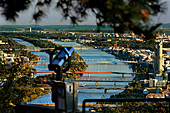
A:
[0, 0, 167, 39]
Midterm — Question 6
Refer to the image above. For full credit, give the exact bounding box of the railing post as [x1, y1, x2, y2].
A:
[122, 73, 124, 78]
[114, 82, 116, 86]
[104, 89, 107, 93]
[82, 100, 86, 113]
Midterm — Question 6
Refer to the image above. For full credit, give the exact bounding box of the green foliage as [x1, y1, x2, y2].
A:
[130, 81, 142, 89]
[92, 101, 169, 112]
[1, 36, 26, 49]
[0, 63, 28, 112]
[0, 36, 51, 112]
[0, 61, 51, 112]
[0, 26, 22, 31]
[115, 102, 169, 113]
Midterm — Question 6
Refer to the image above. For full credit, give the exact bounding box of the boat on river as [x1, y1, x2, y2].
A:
[80, 83, 86, 87]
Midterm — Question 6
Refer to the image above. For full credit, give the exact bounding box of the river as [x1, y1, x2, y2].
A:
[12, 38, 134, 108]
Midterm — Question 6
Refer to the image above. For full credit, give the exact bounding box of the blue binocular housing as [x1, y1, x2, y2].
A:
[48, 47, 74, 72]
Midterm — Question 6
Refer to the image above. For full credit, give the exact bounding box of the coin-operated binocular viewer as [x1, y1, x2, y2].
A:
[48, 47, 78, 113]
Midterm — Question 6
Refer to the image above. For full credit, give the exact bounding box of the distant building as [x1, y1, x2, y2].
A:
[154, 41, 164, 77]
[143, 87, 162, 94]
[156, 80, 167, 87]
[30, 27, 32, 32]
[107, 39, 111, 42]
[149, 78, 158, 87]
[0, 40, 7, 45]
[23, 57, 29, 62]
[3, 53, 15, 63]
[146, 93, 165, 98]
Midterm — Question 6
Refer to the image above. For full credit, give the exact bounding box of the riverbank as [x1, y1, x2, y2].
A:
[13, 37, 88, 80]
[0, 37, 53, 112]
[0, 37, 86, 111]
[9, 38, 88, 101]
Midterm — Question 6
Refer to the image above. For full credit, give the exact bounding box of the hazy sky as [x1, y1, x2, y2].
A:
[0, 0, 96, 25]
[0, 0, 170, 25]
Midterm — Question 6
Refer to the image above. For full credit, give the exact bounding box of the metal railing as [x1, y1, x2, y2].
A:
[82, 98, 170, 113]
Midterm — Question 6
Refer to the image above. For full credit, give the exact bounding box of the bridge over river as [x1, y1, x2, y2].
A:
[33, 71, 153, 83]
[30, 60, 140, 64]
[74, 75, 134, 87]
[78, 86, 133, 93]
[75, 76, 133, 82]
